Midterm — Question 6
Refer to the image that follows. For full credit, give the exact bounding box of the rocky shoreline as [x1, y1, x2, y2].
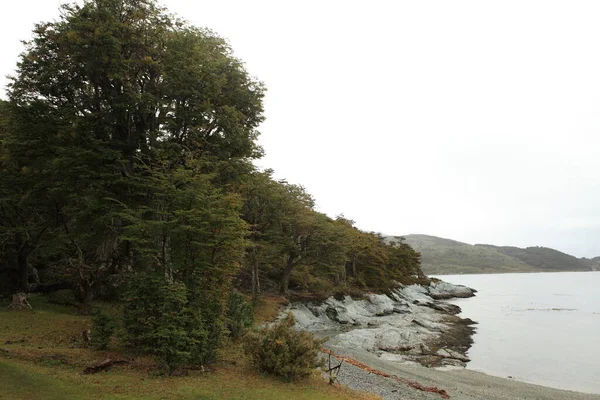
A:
[284, 281, 478, 369]
[282, 281, 600, 400]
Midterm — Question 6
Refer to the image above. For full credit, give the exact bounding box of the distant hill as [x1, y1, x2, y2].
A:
[396, 234, 596, 275]
[476, 244, 591, 272]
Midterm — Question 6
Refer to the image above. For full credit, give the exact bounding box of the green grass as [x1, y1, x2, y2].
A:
[0, 295, 377, 400]
[0, 357, 368, 400]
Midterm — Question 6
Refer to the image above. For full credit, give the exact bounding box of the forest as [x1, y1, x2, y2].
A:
[0, 0, 425, 375]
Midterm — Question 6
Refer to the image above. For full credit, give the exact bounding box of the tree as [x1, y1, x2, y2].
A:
[3, 0, 264, 304]
[0, 101, 57, 294]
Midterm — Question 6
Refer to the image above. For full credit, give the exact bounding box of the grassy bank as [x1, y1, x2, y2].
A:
[0, 295, 376, 400]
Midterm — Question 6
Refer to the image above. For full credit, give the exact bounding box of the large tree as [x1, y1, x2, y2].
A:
[3, 0, 264, 303]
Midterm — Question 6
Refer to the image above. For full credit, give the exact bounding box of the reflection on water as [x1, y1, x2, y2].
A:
[434, 271, 600, 395]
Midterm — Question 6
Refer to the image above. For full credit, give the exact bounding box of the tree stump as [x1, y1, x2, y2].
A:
[7, 293, 33, 311]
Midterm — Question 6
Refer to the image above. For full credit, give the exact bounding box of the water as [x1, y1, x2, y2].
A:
[435, 271, 600, 395]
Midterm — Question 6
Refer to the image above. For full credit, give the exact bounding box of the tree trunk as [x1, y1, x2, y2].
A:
[251, 250, 261, 299]
[280, 256, 295, 294]
[17, 248, 30, 293]
[162, 231, 173, 283]
[81, 281, 94, 306]
[8, 293, 32, 311]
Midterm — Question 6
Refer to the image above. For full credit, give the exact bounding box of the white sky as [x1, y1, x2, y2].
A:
[2, 1, 600, 257]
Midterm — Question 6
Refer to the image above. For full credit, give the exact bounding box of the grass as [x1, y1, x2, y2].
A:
[0, 294, 378, 400]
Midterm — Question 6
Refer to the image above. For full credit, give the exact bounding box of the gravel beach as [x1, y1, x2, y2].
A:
[326, 344, 600, 400]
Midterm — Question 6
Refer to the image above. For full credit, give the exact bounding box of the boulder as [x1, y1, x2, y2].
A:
[428, 281, 475, 300]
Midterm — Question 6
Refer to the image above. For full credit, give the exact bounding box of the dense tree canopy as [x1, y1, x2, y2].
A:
[0, 0, 426, 370]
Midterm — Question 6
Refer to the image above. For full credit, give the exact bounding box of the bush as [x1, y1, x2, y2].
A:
[243, 313, 324, 380]
[225, 290, 253, 340]
[91, 309, 116, 350]
[123, 275, 208, 375]
[47, 289, 78, 306]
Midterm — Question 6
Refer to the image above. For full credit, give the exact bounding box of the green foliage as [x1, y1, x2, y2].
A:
[47, 290, 78, 306]
[123, 274, 208, 375]
[1, 0, 430, 376]
[1, 0, 261, 300]
[90, 309, 116, 350]
[225, 290, 254, 340]
[244, 314, 324, 381]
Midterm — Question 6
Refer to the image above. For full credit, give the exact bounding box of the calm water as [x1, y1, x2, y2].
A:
[436, 272, 600, 394]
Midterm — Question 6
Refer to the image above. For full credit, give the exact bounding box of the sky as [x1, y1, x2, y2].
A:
[1, 1, 599, 257]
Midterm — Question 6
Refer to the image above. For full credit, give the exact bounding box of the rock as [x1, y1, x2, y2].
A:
[436, 348, 470, 362]
[428, 281, 475, 300]
[325, 306, 339, 321]
[284, 281, 477, 369]
[425, 301, 461, 315]
[7, 293, 33, 311]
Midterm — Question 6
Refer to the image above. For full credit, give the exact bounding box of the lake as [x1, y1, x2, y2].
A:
[435, 271, 600, 395]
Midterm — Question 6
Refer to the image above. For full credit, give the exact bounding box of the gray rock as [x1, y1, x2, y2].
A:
[428, 281, 476, 299]
[285, 281, 474, 368]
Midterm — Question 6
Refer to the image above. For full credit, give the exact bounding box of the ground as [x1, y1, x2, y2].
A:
[0, 295, 378, 400]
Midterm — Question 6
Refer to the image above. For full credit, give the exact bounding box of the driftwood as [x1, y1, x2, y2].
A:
[83, 359, 128, 374]
[7, 293, 32, 311]
[322, 348, 450, 399]
[4, 339, 27, 345]
[325, 353, 344, 384]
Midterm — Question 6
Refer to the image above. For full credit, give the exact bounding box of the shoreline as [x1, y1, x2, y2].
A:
[284, 280, 600, 399]
[325, 343, 600, 400]
[288, 282, 479, 370]
[432, 270, 600, 276]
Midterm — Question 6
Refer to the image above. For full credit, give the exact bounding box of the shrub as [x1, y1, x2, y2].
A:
[243, 313, 324, 380]
[225, 290, 253, 340]
[47, 289, 78, 306]
[91, 309, 116, 350]
[123, 275, 208, 375]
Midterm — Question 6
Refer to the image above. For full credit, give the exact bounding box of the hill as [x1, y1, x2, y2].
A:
[399, 234, 595, 275]
[476, 244, 592, 272]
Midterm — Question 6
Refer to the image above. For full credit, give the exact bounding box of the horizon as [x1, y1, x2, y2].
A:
[2, 0, 599, 258]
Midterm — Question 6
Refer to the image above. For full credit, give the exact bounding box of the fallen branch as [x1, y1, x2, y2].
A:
[325, 353, 344, 384]
[322, 348, 450, 399]
[83, 359, 128, 374]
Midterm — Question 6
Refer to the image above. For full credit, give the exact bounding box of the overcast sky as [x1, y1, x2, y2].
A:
[2, 1, 599, 257]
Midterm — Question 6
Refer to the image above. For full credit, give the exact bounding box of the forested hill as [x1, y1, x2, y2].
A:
[400, 234, 597, 275]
